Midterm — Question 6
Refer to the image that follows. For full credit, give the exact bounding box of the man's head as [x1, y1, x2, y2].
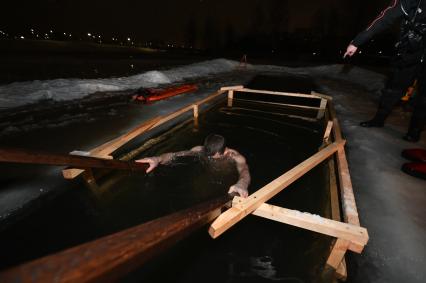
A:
[204, 134, 226, 158]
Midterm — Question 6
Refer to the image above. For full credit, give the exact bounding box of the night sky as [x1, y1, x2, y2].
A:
[1, 0, 391, 46]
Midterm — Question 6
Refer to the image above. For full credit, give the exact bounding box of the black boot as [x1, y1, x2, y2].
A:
[403, 129, 421, 142]
[360, 89, 400, 128]
[403, 118, 423, 142]
[359, 109, 388, 127]
[359, 118, 385, 127]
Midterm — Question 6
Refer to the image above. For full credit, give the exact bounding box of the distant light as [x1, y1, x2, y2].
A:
[69, 34, 72, 37]
[64, 32, 66, 35]
[30, 29, 34, 33]
[98, 35, 101, 38]
[20, 36, 25, 39]
[359, 50, 362, 54]
[312, 52, 317, 55]
[130, 64, 134, 69]
[379, 51, 382, 54]
[87, 33, 92, 36]
[50, 30, 53, 33]
[127, 37, 131, 41]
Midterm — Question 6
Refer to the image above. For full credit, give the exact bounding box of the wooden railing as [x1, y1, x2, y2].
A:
[0, 195, 233, 283]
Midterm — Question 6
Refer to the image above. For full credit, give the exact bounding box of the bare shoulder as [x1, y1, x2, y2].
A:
[225, 148, 246, 163]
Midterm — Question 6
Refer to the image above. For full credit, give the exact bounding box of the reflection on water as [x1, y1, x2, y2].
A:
[0, 99, 332, 282]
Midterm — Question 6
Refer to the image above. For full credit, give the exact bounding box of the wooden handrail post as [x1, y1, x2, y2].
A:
[227, 90, 234, 107]
[192, 104, 199, 119]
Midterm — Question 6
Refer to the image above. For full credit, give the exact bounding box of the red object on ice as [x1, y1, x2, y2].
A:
[401, 162, 426, 180]
[132, 84, 198, 103]
[401, 148, 426, 163]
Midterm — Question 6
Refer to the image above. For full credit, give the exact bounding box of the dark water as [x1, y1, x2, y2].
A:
[0, 97, 331, 282]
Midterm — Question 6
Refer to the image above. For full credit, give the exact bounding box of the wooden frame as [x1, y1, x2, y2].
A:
[2, 85, 366, 282]
[62, 89, 226, 179]
[210, 87, 368, 281]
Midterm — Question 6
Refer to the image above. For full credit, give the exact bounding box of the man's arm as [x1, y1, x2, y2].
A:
[227, 149, 251, 198]
[345, 0, 403, 57]
[136, 146, 203, 173]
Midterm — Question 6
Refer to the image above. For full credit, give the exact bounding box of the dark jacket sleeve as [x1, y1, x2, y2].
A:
[352, 0, 403, 47]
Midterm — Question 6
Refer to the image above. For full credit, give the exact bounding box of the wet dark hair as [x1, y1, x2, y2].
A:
[203, 134, 226, 156]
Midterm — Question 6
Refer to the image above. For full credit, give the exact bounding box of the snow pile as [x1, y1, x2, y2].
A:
[0, 59, 239, 109]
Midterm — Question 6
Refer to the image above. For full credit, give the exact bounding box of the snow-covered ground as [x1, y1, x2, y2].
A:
[0, 59, 424, 282]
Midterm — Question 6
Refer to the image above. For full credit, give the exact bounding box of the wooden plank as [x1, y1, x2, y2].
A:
[193, 104, 198, 119]
[326, 238, 350, 269]
[0, 147, 148, 172]
[227, 90, 234, 107]
[208, 141, 345, 238]
[63, 90, 227, 179]
[323, 120, 333, 143]
[220, 85, 244, 91]
[328, 156, 349, 280]
[231, 198, 368, 250]
[317, 98, 328, 119]
[332, 118, 343, 142]
[235, 98, 322, 111]
[328, 157, 341, 223]
[194, 89, 226, 106]
[323, 97, 359, 226]
[238, 88, 322, 99]
[336, 148, 360, 226]
[311, 91, 333, 100]
[336, 259, 348, 281]
[0, 195, 233, 283]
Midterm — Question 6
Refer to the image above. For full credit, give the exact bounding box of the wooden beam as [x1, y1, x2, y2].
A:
[323, 120, 333, 143]
[0, 147, 148, 172]
[220, 85, 244, 91]
[193, 104, 199, 118]
[327, 154, 349, 280]
[238, 88, 322, 99]
[324, 99, 360, 226]
[311, 91, 333, 101]
[336, 147, 360, 226]
[328, 157, 341, 224]
[336, 260, 348, 281]
[326, 238, 350, 269]
[235, 98, 322, 111]
[62, 90, 227, 179]
[208, 141, 345, 238]
[232, 198, 368, 250]
[227, 90, 234, 107]
[0, 195, 233, 283]
[317, 98, 328, 119]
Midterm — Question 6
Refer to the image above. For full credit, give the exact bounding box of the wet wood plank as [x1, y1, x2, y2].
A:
[0, 195, 232, 283]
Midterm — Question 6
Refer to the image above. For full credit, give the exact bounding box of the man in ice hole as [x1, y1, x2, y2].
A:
[136, 134, 251, 198]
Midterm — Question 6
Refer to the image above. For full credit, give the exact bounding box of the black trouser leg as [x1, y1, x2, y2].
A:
[361, 63, 419, 127]
[404, 67, 426, 142]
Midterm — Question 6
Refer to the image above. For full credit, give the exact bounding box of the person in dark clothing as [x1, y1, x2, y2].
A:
[344, 0, 426, 142]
